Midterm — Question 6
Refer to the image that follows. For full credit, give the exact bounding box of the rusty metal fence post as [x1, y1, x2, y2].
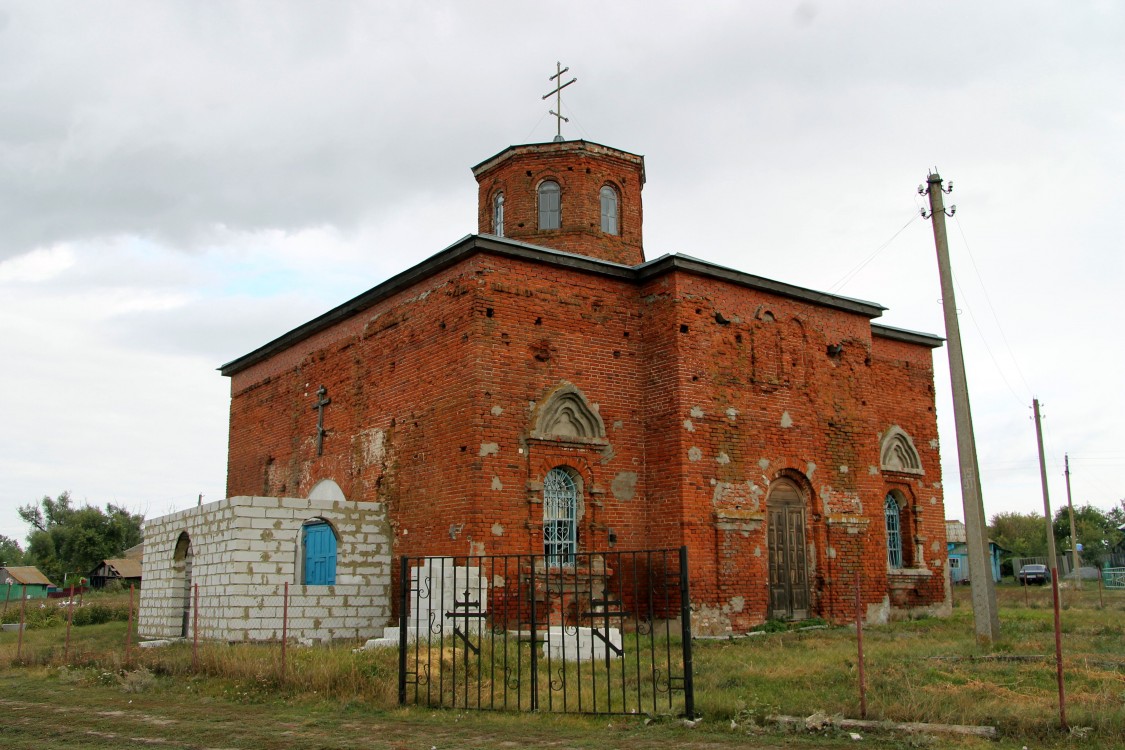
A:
[192, 583, 199, 671]
[64, 583, 75, 662]
[124, 583, 135, 664]
[855, 570, 867, 719]
[280, 581, 289, 681]
[16, 585, 27, 662]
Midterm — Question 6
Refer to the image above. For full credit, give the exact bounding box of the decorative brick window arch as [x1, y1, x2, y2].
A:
[880, 426, 923, 474]
[531, 382, 606, 443]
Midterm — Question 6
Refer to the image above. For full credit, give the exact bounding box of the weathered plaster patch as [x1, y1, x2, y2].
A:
[491, 476, 503, 491]
[725, 408, 738, 421]
[839, 465, 849, 474]
[491, 523, 504, 537]
[931, 540, 940, 552]
[780, 411, 793, 428]
[868, 465, 879, 475]
[930, 496, 937, 505]
[612, 420, 623, 430]
[359, 428, 386, 467]
[611, 472, 638, 501]
[806, 461, 816, 478]
[711, 481, 761, 510]
[758, 458, 770, 471]
[716, 452, 731, 465]
[690, 406, 705, 419]
[479, 442, 499, 457]
[929, 439, 939, 449]
[866, 598, 890, 626]
[688, 447, 703, 462]
[827, 546, 836, 559]
[683, 419, 695, 432]
[490, 405, 503, 417]
[728, 596, 745, 613]
[754, 546, 762, 557]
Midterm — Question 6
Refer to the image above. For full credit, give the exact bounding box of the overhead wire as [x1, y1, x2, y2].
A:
[953, 214, 1036, 397]
[826, 211, 921, 294]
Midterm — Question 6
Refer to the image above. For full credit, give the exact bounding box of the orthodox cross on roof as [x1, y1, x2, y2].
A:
[542, 62, 576, 142]
[311, 386, 331, 456]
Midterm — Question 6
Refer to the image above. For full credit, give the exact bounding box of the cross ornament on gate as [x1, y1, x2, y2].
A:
[311, 386, 331, 456]
[541, 62, 577, 142]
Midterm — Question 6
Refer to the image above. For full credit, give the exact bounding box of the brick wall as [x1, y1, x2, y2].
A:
[473, 141, 646, 266]
[222, 244, 950, 632]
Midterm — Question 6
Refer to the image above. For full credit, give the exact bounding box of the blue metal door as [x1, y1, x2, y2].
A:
[303, 522, 336, 585]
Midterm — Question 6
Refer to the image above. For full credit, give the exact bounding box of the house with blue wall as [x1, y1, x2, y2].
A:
[945, 520, 1005, 583]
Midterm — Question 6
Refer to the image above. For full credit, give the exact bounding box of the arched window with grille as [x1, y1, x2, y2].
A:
[543, 467, 577, 566]
[885, 494, 903, 569]
[492, 192, 505, 237]
[599, 185, 619, 235]
[538, 180, 560, 230]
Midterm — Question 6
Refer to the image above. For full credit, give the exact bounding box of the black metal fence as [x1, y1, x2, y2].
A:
[396, 547, 694, 717]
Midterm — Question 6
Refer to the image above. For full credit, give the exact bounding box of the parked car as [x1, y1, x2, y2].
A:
[1018, 563, 1050, 585]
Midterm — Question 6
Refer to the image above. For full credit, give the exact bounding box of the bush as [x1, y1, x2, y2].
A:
[71, 603, 129, 627]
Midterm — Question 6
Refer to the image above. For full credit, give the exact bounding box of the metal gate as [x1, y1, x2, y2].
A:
[396, 547, 694, 716]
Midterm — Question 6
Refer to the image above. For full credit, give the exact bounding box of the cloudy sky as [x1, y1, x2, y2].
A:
[2, 2, 1122, 548]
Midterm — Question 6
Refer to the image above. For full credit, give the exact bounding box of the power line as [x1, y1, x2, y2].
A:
[953, 214, 1035, 397]
[827, 211, 921, 294]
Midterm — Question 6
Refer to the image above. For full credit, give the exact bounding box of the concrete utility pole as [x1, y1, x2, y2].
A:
[1064, 454, 1081, 587]
[921, 172, 1000, 643]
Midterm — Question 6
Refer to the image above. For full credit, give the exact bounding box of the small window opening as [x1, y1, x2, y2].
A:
[599, 185, 619, 235]
[492, 192, 505, 237]
[539, 180, 561, 230]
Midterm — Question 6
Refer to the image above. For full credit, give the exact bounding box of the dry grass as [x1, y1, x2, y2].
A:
[1, 582, 1122, 747]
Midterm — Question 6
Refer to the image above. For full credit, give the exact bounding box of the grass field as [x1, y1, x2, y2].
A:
[0, 583, 1122, 749]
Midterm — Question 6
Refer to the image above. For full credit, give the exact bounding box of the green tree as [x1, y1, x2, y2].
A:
[989, 511, 1048, 558]
[1052, 503, 1124, 568]
[17, 492, 143, 584]
[0, 535, 24, 567]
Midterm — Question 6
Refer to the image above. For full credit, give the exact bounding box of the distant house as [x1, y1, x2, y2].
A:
[87, 558, 143, 590]
[0, 566, 55, 601]
[945, 520, 1006, 583]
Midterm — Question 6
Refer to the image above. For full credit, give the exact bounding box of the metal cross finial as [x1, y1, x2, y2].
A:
[311, 386, 331, 456]
[542, 62, 577, 142]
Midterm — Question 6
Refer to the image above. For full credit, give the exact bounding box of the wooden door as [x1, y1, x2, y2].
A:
[768, 493, 809, 620]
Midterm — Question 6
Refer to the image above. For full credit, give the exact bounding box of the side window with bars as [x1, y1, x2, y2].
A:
[885, 494, 903, 569]
[543, 467, 577, 566]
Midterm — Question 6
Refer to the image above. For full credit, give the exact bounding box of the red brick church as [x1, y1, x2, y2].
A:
[217, 137, 950, 633]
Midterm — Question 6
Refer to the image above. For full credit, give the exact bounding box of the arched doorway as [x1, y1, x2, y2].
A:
[767, 480, 810, 620]
[173, 532, 192, 638]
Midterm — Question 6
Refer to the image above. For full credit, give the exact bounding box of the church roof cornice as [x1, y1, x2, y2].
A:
[871, 323, 945, 348]
[635, 253, 886, 318]
[220, 235, 916, 377]
[471, 139, 646, 184]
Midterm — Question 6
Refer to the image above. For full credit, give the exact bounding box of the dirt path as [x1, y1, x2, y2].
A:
[0, 671, 980, 750]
